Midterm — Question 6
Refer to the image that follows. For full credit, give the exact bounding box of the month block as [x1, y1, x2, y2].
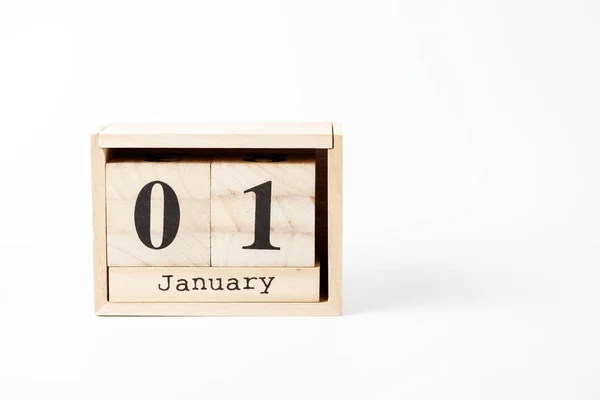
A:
[109, 264, 320, 303]
[106, 159, 211, 267]
[211, 156, 316, 267]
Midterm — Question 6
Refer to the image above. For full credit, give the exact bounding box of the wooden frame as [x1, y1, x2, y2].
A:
[91, 123, 342, 316]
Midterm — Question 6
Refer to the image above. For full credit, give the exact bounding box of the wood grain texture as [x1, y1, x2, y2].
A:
[98, 123, 333, 149]
[91, 133, 109, 311]
[211, 156, 315, 267]
[106, 160, 211, 267]
[109, 265, 320, 303]
[328, 126, 343, 314]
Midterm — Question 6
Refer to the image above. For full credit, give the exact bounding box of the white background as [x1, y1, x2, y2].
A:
[0, 0, 599, 398]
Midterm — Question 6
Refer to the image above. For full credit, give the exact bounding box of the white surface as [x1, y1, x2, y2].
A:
[0, 0, 599, 398]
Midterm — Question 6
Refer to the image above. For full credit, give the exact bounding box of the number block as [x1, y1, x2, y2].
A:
[106, 159, 211, 267]
[211, 156, 316, 267]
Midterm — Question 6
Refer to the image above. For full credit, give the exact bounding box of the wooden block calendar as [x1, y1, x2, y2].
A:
[91, 123, 342, 316]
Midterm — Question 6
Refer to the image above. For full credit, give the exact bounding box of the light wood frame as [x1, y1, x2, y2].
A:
[91, 123, 342, 316]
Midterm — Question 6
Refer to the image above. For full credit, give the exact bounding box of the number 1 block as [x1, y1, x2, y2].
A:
[211, 156, 316, 267]
[106, 159, 211, 267]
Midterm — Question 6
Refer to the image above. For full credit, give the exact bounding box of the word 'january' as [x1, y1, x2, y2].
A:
[158, 274, 275, 294]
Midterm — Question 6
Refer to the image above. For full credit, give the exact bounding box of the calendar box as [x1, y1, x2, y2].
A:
[91, 123, 342, 316]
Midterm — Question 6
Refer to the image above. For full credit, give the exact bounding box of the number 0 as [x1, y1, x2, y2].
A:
[134, 181, 181, 249]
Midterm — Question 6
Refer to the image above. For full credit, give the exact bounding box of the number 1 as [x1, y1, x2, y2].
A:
[243, 181, 280, 250]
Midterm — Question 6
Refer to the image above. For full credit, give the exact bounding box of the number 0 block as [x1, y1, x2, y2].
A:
[211, 156, 316, 267]
[106, 160, 211, 267]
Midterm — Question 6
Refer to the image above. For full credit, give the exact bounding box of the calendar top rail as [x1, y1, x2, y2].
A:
[96, 122, 334, 149]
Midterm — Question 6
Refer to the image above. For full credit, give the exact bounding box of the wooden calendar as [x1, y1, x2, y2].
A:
[91, 123, 342, 316]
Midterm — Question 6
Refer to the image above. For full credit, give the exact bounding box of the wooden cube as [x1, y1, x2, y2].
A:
[211, 156, 315, 267]
[106, 159, 211, 267]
